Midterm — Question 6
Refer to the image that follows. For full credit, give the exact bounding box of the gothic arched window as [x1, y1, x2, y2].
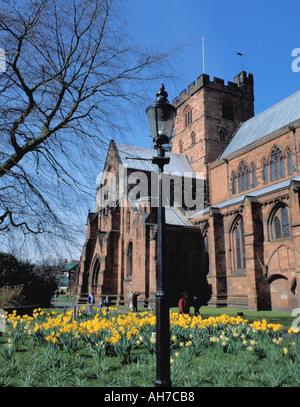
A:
[127, 241, 133, 278]
[286, 147, 294, 175]
[179, 140, 183, 153]
[127, 209, 131, 232]
[262, 157, 268, 184]
[231, 171, 237, 195]
[203, 225, 210, 274]
[191, 131, 196, 146]
[183, 105, 192, 127]
[251, 162, 257, 188]
[219, 128, 227, 142]
[238, 161, 250, 192]
[270, 146, 285, 181]
[232, 217, 246, 270]
[270, 205, 290, 240]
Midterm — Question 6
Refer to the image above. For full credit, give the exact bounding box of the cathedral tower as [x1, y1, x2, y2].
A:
[172, 71, 254, 205]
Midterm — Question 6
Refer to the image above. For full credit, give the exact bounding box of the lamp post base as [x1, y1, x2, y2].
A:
[154, 379, 172, 387]
[155, 289, 171, 387]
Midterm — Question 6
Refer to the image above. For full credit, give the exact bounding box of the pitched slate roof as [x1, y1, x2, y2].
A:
[192, 175, 300, 218]
[133, 200, 193, 227]
[165, 206, 193, 226]
[114, 142, 195, 177]
[220, 89, 300, 158]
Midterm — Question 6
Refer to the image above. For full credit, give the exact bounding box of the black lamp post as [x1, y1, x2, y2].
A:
[146, 84, 176, 387]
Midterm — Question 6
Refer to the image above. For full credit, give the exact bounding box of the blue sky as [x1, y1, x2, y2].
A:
[6, 0, 300, 262]
[124, 0, 300, 148]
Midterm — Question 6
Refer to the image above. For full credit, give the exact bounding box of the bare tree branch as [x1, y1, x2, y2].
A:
[0, 0, 179, 259]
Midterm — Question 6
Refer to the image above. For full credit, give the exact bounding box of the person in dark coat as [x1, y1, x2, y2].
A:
[192, 295, 201, 316]
[178, 292, 189, 315]
[132, 291, 141, 312]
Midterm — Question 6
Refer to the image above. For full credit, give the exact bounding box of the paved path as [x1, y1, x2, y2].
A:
[51, 301, 73, 309]
[51, 301, 145, 315]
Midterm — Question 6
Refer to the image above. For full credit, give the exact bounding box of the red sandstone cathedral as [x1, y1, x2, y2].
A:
[75, 71, 300, 312]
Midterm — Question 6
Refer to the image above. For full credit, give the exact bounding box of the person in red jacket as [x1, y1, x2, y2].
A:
[178, 292, 189, 315]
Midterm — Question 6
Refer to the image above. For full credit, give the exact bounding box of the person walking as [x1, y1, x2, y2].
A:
[54, 289, 59, 302]
[87, 293, 95, 314]
[132, 291, 141, 312]
[192, 295, 201, 316]
[97, 297, 104, 312]
[103, 295, 111, 312]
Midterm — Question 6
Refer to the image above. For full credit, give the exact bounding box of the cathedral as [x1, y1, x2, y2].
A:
[75, 70, 300, 312]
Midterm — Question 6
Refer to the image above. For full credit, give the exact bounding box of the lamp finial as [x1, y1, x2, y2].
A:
[156, 83, 168, 100]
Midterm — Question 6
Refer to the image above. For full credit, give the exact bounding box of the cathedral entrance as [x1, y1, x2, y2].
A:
[91, 257, 101, 295]
[166, 235, 210, 307]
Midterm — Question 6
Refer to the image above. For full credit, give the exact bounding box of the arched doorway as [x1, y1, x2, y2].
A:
[167, 238, 188, 305]
[91, 257, 101, 295]
[268, 274, 290, 311]
[267, 245, 298, 311]
[166, 235, 210, 307]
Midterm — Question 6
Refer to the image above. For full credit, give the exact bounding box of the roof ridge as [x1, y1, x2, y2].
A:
[220, 88, 300, 158]
[243, 88, 300, 124]
[113, 141, 195, 176]
[114, 141, 190, 159]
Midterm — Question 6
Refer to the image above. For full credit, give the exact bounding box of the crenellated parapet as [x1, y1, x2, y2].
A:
[172, 71, 254, 107]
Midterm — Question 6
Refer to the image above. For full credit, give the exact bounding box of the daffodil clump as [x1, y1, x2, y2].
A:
[2, 307, 299, 365]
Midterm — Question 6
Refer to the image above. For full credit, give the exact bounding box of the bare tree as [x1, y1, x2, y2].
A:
[0, 0, 177, 259]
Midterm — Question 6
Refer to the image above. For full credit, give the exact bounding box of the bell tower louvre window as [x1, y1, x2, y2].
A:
[183, 105, 193, 127]
[222, 100, 234, 121]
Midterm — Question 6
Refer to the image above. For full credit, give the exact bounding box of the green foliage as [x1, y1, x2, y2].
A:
[113, 331, 137, 364]
[0, 286, 25, 308]
[83, 330, 110, 361]
[0, 253, 34, 286]
[139, 324, 156, 354]
[0, 252, 56, 307]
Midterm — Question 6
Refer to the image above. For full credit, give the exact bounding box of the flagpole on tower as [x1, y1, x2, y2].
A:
[237, 52, 247, 71]
[202, 37, 205, 73]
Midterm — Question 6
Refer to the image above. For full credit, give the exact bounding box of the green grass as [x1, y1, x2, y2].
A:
[1, 332, 300, 387]
[0, 332, 157, 387]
